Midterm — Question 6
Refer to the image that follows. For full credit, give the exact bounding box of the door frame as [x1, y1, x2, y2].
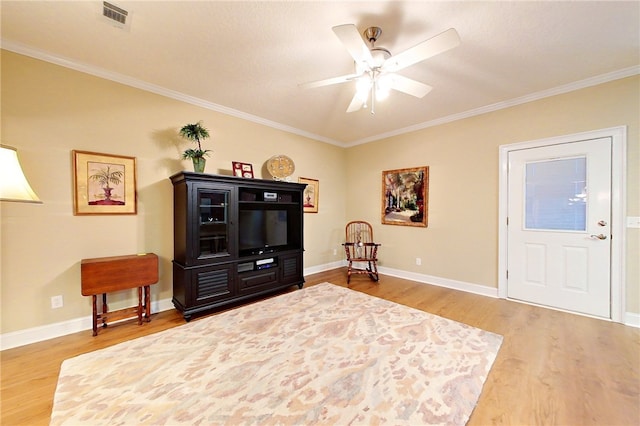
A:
[498, 126, 627, 322]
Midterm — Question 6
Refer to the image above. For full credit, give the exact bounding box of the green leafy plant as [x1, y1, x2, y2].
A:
[180, 121, 211, 159]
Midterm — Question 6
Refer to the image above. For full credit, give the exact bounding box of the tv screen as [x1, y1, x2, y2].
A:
[239, 209, 288, 254]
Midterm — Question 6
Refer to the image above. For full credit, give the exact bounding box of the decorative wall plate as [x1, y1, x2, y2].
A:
[267, 155, 295, 180]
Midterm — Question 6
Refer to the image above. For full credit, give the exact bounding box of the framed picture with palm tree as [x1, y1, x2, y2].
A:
[72, 150, 137, 215]
[299, 177, 319, 213]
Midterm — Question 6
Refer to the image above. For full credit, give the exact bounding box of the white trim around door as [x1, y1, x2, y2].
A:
[498, 126, 627, 323]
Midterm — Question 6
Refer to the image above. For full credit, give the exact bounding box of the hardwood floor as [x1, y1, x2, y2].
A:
[2, 268, 639, 425]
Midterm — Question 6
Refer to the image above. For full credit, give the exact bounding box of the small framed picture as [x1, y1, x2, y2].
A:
[72, 150, 137, 215]
[232, 162, 254, 178]
[299, 177, 319, 213]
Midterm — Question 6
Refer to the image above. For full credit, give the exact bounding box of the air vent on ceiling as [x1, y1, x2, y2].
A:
[103, 1, 128, 25]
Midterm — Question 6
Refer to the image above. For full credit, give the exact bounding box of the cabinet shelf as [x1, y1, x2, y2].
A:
[238, 201, 298, 206]
[200, 235, 226, 241]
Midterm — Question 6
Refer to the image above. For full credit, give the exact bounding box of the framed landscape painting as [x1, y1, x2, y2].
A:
[381, 166, 428, 227]
[73, 150, 137, 215]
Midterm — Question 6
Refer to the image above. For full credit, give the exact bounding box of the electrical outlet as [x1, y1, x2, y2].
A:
[416, 257, 422, 266]
[51, 295, 63, 309]
[333, 248, 337, 256]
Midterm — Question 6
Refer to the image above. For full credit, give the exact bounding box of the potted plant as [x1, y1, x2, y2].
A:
[180, 121, 211, 172]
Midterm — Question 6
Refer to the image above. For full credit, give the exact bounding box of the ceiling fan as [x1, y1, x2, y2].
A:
[301, 24, 461, 114]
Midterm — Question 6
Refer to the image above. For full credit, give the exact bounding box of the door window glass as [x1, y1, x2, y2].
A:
[524, 157, 586, 231]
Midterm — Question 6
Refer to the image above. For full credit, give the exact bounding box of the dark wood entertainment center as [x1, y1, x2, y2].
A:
[170, 172, 306, 320]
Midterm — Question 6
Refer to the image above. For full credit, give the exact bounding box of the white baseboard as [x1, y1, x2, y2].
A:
[377, 266, 500, 298]
[303, 260, 344, 275]
[2, 263, 638, 350]
[0, 298, 175, 351]
[625, 312, 640, 328]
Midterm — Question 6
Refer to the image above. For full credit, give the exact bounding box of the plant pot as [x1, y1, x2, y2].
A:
[103, 186, 113, 200]
[192, 157, 206, 173]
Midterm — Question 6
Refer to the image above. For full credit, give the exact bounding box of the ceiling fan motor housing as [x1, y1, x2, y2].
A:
[364, 27, 390, 67]
[364, 27, 382, 43]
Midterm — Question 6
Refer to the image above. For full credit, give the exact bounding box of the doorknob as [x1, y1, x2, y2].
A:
[590, 234, 608, 240]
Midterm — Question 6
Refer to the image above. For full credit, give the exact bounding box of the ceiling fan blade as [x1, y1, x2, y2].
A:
[346, 92, 365, 113]
[383, 28, 460, 73]
[332, 24, 374, 67]
[386, 74, 433, 98]
[299, 73, 360, 89]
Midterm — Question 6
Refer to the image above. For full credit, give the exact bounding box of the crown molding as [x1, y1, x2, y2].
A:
[1, 39, 342, 147]
[347, 65, 640, 147]
[2, 39, 638, 148]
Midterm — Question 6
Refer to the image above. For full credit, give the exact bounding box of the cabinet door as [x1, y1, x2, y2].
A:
[280, 252, 303, 284]
[193, 186, 234, 263]
[192, 263, 235, 306]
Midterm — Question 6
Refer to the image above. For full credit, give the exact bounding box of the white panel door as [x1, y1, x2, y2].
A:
[507, 138, 612, 318]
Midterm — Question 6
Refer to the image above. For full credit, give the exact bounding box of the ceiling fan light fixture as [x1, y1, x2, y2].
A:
[356, 77, 372, 101]
[375, 74, 391, 101]
[355, 61, 368, 75]
[375, 88, 389, 102]
[371, 47, 391, 67]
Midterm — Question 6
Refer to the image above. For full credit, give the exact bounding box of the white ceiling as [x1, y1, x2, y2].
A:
[2, 1, 639, 146]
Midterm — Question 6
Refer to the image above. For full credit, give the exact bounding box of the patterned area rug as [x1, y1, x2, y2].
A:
[51, 283, 502, 425]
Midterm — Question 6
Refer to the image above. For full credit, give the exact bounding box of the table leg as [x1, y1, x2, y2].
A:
[102, 293, 108, 328]
[144, 285, 151, 322]
[137, 286, 143, 325]
[92, 295, 98, 336]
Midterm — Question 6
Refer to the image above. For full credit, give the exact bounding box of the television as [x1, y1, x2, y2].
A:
[238, 209, 288, 256]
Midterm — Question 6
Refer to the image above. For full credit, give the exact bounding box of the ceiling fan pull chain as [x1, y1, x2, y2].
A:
[371, 84, 376, 115]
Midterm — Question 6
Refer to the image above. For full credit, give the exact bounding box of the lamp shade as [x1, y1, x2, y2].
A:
[0, 145, 42, 203]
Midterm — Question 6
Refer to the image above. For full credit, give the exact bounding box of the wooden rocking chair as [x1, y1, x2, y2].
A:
[343, 221, 381, 284]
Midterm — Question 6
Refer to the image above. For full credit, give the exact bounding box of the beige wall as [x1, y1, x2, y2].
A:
[1, 49, 638, 338]
[0, 51, 347, 333]
[346, 75, 639, 312]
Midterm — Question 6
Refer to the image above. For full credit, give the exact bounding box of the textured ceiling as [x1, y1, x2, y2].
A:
[2, 1, 639, 146]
